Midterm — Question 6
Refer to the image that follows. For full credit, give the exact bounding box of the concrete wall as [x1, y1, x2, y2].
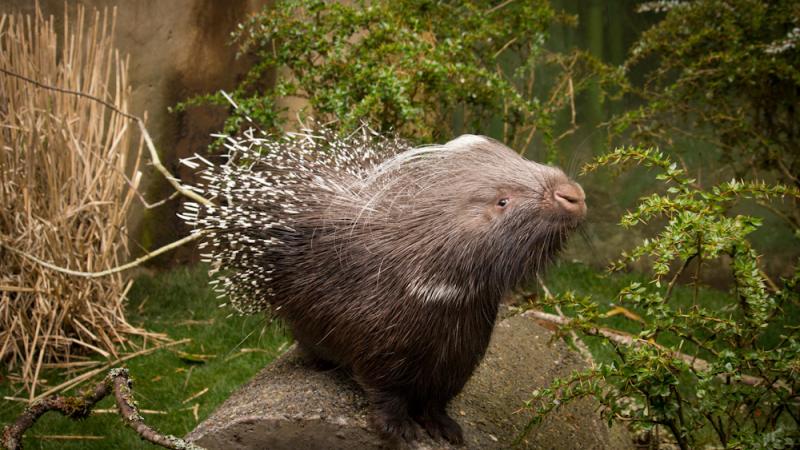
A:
[1, 0, 271, 264]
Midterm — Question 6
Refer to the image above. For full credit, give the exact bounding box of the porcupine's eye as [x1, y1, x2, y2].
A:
[497, 198, 510, 208]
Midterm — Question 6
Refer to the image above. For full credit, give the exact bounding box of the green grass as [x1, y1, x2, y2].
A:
[0, 266, 289, 449]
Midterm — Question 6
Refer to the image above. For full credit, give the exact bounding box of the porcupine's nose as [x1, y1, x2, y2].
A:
[553, 182, 587, 218]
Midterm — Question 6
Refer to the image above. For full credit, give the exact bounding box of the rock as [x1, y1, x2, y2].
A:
[186, 313, 632, 449]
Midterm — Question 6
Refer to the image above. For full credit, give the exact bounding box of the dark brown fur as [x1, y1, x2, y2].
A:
[181, 129, 586, 445]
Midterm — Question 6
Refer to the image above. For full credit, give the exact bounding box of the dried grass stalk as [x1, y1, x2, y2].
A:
[0, 5, 165, 398]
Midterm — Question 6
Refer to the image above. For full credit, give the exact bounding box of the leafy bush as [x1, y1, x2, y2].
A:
[529, 2, 800, 446]
[528, 147, 800, 449]
[179, 0, 619, 151]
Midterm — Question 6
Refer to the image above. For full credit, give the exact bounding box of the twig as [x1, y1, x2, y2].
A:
[758, 268, 781, 294]
[224, 348, 274, 362]
[552, 76, 578, 144]
[1, 368, 205, 450]
[180, 404, 201, 422]
[488, 0, 516, 14]
[536, 275, 594, 366]
[30, 435, 104, 441]
[523, 309, 783, 388]
[176, 319, 215, 327]
[493, 37, 518, 59]
[182, 387, 209, 405]
[0, 232, 205, 279]
[93, 408, 166, 415]
[183, 366, 194, 390]
[665, 253, 697, 301]
[0, 286, 41, 293]
[0, 67, 211, 207]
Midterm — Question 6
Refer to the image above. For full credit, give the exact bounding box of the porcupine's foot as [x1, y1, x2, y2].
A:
[369, 410, 423, 445]
[365, 391, 423, 445]
[414, 409, 465, 445]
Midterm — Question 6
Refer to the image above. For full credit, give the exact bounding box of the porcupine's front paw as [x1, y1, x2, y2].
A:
[361, 379, 423, 445]
[415, 409, 464, 445]
[369, 409, 423, 444]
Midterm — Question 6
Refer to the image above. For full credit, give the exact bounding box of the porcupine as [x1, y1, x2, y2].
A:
[179, 125, 587, 445]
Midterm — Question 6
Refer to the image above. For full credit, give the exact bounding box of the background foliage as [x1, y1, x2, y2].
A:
[532, 148, 800, 448]
[179, 0, 620, 155]
[614, 0, 800, 230]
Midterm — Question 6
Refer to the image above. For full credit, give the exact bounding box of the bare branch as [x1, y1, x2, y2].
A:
[0, 232, 206, 279]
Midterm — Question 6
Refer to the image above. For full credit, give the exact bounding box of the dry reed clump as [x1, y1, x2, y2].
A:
[0, 6, 165, 398]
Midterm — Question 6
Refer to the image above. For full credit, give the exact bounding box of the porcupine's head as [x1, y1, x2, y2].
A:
[352, 134, 587, 300]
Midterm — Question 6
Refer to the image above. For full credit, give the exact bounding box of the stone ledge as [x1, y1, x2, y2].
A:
[187, 313, 632, 449]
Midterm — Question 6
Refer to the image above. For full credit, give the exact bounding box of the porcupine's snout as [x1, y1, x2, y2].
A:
[553, 181, 587, 219]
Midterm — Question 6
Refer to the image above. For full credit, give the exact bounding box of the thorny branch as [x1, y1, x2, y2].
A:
[523, 309, 787, 390]
[536, 276, 594, 365]
[1, 368, 205, 450]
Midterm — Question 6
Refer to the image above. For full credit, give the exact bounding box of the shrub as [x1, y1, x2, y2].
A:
[179, 0, 620, 153]
[527, 147, 800, 448]
[530, 2, 800, 445]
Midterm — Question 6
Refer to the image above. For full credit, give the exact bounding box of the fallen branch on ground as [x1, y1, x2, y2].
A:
[1, 368, 205, 450]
